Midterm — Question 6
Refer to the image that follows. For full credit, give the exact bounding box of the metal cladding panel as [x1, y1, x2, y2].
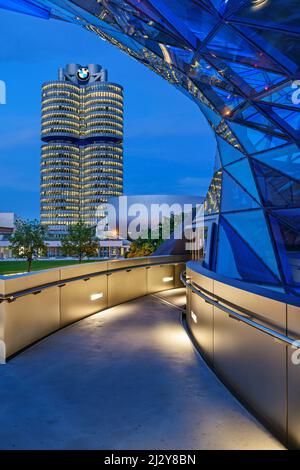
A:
[174, 263, 186, 288]
[108, 267, 147, 307]
[60, 275, 108, 327]
[2, 269, 60, 294]
[214, 280, 287, 333]
[287, 305, 300, 448]
[59, 261, 109, 280]
[213, 302, 287, 439]
[4, 287, 60, 357]
[189, 293, 214, 363]
[146, 265, 175, 294]
[186, 267, 214, 362]
[185, 264, 290, 443]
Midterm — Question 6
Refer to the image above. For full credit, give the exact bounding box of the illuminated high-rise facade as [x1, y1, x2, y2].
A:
[40, 63, 123, 237]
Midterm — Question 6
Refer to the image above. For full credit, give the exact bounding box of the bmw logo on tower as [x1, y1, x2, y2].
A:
[77, 67, 90, 81]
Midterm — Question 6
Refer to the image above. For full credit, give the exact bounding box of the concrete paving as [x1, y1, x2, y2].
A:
[0, 289, 284, 450]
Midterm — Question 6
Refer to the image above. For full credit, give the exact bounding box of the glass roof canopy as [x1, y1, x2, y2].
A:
[1, 0, 300, 295]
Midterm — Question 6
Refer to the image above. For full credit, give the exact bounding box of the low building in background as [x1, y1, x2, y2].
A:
[44, 238, 130, 259]
[0, 211, 128, 260]
[0, 193, 203, 260]
[99, 239, 131, 258]
[44, 240, 63, 258]
[0, 212, 19, 259]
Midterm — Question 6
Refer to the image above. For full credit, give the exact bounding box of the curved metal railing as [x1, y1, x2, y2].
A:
[181, 271, 299, 349]
[0, 259, 185, 304]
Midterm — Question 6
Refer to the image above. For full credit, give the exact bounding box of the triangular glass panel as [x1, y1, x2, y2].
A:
[204, 170, 222, 215]
[189, 57, 228, 88]
[195, 0, 214, 10]
[106, 2, 194, 57]
[206, 23, 284, 72]
[211, 86, 245, 112]
[221, 171, 260, 212]
[159, 45, 194, 72]
[272, 208, 300, 231]
[121, 0, 169, 25]
[218, 216, 280, 284]
[229, 122, 288, 154]
[269, 106, 300, 132]
[252, 160, 300, 208]
[216, 222, 242, 280]
[291, 287, 300, 298]
[225, 158, 260, 202]
[209, 0, 225, 10]
[185, 6, 219, 42]
[216, 135, 245, 166]
[235, 105, 286, 136]
[269, 211, 300, 285]
[236, 25, 299, 73]
[261, 82, 300, 109]
[198, 101, 222, 127]
[214, 149, 222, 172]
[229, 1, 300, 33]
[227, 61, 285, 93]
[216, 120, 245, 153]
[224, 210, 280, 279]
[110, 0, 190, 48]
[101, 27, 149, 59]
[252, 144, 300, 181]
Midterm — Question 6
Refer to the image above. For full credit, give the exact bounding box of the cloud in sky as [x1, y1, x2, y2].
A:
[125, 111, 211, 140]
[0, 11, 97, 62]
[0, 127, 39, 150]
[178, 176, 211, 192]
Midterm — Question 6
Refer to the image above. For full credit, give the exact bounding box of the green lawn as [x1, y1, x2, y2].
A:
[0, 259, 99, 276]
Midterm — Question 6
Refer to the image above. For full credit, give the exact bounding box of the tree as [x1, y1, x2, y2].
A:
[9, 220, 47, 272]
[61, 221, 99, 262]
[126, 239, 156, 258]
[126, 216, 185, 258]
[126, 231, 164, 258]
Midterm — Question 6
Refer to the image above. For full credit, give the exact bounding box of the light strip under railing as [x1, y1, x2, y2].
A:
[180, 271, 300, 350]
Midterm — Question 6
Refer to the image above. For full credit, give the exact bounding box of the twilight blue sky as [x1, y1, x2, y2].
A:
[0, 8, 216, 219]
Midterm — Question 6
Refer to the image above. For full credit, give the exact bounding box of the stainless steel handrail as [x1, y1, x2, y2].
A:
[0, 259, 185, 303]
[180, 271, 299, 349]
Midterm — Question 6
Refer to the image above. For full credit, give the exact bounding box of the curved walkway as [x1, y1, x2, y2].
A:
[0, 289, 284, 450]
